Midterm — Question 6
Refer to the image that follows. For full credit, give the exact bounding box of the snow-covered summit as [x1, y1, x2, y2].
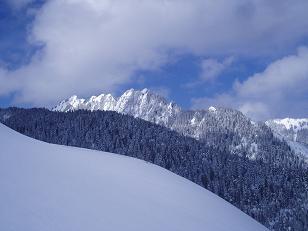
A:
[0, 123, 268, 231]
[53, 93, 116, 112]
[53, 88, 181, 126]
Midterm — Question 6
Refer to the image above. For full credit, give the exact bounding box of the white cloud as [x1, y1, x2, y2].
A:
[200, 57, 234, 81]
[183, 56, 234, 88]
[192, 47, 308, 120]
[1, 0, 308, 106]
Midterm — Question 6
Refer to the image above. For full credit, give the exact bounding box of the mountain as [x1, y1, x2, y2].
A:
[266, 118, 308, 161]
[266, 118, 308, 143]
[1, 108, 307, 231]
[53, 88, 181, 126]
[0, 123, 268, 231]
[53, 89, 300, 163]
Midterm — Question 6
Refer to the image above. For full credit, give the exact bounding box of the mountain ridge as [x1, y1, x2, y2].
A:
[53, 88, 181, 127]
[53, 88, 307, 162]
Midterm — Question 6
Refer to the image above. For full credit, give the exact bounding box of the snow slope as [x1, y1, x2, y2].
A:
[0, 123, 267, 231]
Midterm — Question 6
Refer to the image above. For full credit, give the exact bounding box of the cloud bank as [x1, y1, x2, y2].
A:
[192, 47, 308, 120]
[0, 0, 308, 111]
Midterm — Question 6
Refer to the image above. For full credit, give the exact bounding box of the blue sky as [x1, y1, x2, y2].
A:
[0, 0, 308, 120]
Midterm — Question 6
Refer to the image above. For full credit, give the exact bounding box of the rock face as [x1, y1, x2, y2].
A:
[52, 89, 301, 162]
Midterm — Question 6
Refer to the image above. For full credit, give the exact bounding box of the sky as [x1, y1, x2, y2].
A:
[0, 0, 308, 121]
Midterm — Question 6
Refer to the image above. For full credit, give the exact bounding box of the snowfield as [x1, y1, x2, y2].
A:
[0, 123, 267, 231]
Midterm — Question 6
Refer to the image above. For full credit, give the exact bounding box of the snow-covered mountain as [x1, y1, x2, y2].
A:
[0, 123, 268, 231]
[53, 89, 277, 160]
[266, 118, 308, 161]
[53, 88, 181, 126]
[265, 118, 308, 144]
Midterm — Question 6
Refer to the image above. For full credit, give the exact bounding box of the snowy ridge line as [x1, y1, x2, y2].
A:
[53, 88, 308, 163]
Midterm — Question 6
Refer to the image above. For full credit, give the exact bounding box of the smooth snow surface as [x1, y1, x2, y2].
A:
[0, 124, 268, 231]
